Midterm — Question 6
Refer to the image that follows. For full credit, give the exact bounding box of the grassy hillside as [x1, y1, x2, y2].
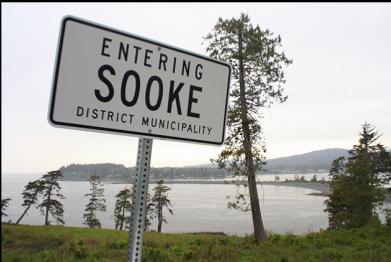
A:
[2, 223, 391, 261]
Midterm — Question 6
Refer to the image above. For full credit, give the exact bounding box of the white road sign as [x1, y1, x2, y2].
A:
[49, 16, 231, 145]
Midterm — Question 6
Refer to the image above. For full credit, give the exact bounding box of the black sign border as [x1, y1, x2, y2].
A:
[49, 16, 231, 145]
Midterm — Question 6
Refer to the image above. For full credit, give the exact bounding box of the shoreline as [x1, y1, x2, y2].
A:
[59, 179, 390, 201]
[62, 178, 332, 196]
[260, 181, 330, 196]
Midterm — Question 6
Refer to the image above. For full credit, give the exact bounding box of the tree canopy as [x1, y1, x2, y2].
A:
[325, 123, 391, 229]
[38, 171, 65, 225]
[205, 13, 291, 243]
[83, 175, 106, 228]
[150, 180, 174, 233]
[1, 198, 11, 218]
[114, 187, 133, 230]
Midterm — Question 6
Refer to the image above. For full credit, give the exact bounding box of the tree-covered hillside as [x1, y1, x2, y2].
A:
[59, 164, 228, 181]
[58, 148, 351, 181]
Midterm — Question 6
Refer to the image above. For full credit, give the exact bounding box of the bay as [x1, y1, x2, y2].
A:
[1, 174, 329, 235]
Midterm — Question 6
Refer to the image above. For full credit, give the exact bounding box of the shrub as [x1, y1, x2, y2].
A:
[142, 246, 169, 262]
[69, 239, 89, 259]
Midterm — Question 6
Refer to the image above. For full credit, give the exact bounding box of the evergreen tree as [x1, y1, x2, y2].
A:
[1, 198, 11, 218]
[38, 171, 65, 225]
[114, 187, 133, 230]
[324, 157, 349, 229]
[83, 175, 106, 228]
[150, 180, 173, 233]
[325, 123, 391, 229]
[205, 13, 292, 243]
[16, 179, 44, 224]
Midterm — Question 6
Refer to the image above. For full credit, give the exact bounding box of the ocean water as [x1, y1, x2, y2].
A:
[1, 173, 329, 235]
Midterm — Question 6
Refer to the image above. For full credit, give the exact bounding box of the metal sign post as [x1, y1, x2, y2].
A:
[48, 16, 231, 262]
[127, 138, 153, 262]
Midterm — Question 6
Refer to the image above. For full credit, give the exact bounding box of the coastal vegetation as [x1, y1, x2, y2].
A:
[2, 128, 390, 260]
[326, 123, 391, 229]
[57, 148, 350, 182]
[83, 175, 106, 228]
[150, 180, 174, 233]
[205, 13, 292, 244]
[2, 223, 391, 261]
[1, 198, 11, 218]
[113, 187, 132, 230]
[14, 171, 65, 226]
[59, 164, 228, 181]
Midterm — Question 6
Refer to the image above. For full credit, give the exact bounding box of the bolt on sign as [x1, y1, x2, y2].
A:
[49, 16, 231, 145]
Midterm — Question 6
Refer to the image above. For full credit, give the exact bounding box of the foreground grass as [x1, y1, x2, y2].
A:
[2, 223, 391, 261]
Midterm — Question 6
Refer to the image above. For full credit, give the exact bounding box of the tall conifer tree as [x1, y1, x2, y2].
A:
[151, 180, 173, 233]
[38, 170, 65, 225]
[83, 175, 106, 228]
[205, 13, 292, 243]
[325, 123, 391, 229]
[16, 179, 44, 224]
[114, 187, 133, 230]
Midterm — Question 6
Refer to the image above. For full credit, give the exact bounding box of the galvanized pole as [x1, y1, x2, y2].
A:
[127, 138, 153, 262]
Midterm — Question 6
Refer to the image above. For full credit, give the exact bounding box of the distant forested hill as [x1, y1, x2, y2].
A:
[59, 163, 132, 181]
[264, 148, 349, 174]
[59, 163, 227, 181]
[59, 148, 349, 181]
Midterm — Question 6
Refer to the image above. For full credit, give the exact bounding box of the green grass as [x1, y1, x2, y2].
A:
[2, 223, 391, 261]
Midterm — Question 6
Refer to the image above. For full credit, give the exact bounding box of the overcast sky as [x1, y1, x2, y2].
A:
[2, 3, 391, 174]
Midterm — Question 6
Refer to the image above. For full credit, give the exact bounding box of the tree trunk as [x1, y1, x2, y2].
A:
[157, 221, 162, 233]
[120, 207, 125, 230]
[17, 188, 41, 224]
[238, 28, 267, 244]
[45, 182, 52, 226]
[16, 205, 32, 224]
[157, 202, 162, 233]
[90, 205, 94, 228]
[115, 209, 119, 230]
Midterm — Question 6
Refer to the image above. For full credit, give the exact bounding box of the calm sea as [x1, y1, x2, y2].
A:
[1, 173, 329, 235]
